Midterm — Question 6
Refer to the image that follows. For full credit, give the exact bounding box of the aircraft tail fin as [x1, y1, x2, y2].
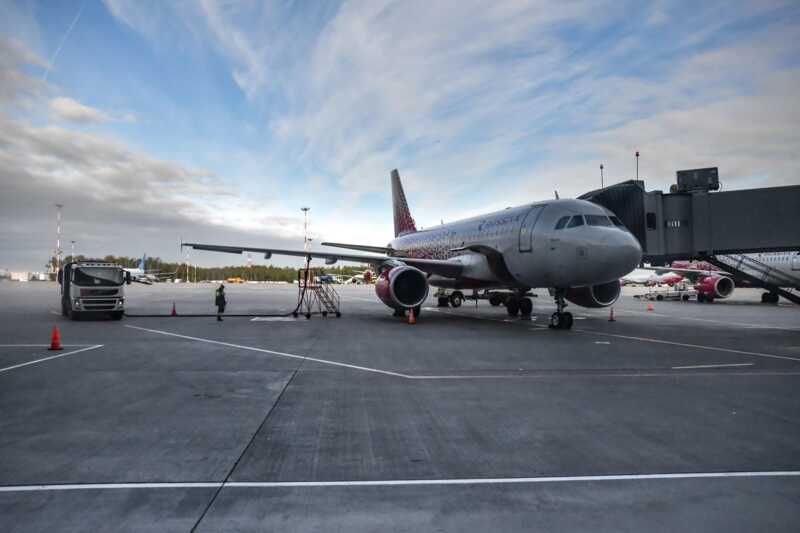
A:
[391, 169, 417, 237]
[138, 254, 146, 271]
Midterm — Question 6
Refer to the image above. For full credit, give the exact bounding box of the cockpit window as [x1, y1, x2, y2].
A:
[566, 215, 584, 228]
[585, 214, 613, 227]
[554, 216, 570, 230]
[609, 215, 625, 227]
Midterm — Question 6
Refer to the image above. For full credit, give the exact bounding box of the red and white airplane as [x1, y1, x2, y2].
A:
[184, 170, 641, 328]
[649, 252, 800, 303]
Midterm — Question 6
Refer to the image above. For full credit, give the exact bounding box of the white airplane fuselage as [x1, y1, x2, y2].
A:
[389, 198, 641, 290]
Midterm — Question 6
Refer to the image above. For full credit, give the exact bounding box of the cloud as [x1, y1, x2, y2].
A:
[49, 97, 112, 123]
[0, 37, 49, 107]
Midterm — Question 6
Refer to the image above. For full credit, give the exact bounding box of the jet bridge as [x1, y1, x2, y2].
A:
[580, 174, 800, 265]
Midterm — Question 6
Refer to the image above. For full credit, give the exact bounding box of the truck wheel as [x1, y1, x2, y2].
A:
[489, 294, 502, 307]
[70, 311, 82, 321]
[61, 301, 69, 317]
[449, 292, 463, 308]
[111, 312, 124, 321]
[437, 297, 449, 307]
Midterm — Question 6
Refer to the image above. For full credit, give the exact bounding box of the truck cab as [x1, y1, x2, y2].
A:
[58, 262, 131, 320]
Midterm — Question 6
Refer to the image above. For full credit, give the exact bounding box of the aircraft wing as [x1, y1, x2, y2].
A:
[182, 242, 463, 278]
[640, 266, 732, 278]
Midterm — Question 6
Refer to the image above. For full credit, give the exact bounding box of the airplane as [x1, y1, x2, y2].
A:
[621, 269, 683, 287]
[123, 254, 176, 284]
[646, 252, 800, 303]
[183, 169, 641, 329]
[343, 269, 375, 284]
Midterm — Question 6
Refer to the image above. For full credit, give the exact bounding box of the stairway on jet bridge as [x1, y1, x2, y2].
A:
[707, 254, 800, 305]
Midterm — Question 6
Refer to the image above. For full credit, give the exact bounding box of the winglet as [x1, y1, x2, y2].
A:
[391, 169, 417, 237]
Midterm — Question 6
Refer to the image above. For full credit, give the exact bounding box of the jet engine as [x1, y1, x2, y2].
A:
[694, 276, 734, 299]
[375, 265, 429, 309]
[565, 280, 621, 308]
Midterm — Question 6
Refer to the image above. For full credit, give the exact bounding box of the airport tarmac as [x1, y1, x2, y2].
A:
[0, 281, 799, 532]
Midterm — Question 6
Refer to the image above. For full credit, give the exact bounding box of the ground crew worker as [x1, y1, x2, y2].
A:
[215, 283, 226, 321]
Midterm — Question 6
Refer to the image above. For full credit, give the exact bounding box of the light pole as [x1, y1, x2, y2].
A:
[600, 164, 604, 189]
[635, 151, 640, 180]
[70, 240, 76, 263]
[55, 204, 63, 276]
[301, 207, 310, 252]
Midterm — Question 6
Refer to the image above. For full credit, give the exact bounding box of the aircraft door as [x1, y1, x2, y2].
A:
[792, 252, 800, 271]
[518, 205, 546, 253]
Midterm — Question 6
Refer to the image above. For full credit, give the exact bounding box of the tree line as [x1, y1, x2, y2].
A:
[46, 255, 369, 283]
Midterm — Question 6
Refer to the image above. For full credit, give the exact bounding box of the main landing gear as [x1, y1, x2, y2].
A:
[505, 292, 533, 317]
[549, 289, 573, 330]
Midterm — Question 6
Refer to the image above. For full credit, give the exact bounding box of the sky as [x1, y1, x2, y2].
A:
[1, 0, 798, 271]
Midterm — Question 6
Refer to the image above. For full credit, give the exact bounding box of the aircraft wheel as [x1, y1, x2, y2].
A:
[706, 296, 714, 303]
[489, 294, 503, 307]
[656, 294, 664, 301]
[519, 298, 533, 316]
[549, 311, 573, 329]
[449, 292, 463, 308]
[437, 297, 449, 307]
[336, 312, 341, 318]
[322, 311, 328, 317]
[681, 294, 690, 301]
[697, 293, 706, 303]
[506, 296, 520, 316]
[305, 313, 311, 319]
[770, 293, 780, 304]
[292, 312, 298, 318]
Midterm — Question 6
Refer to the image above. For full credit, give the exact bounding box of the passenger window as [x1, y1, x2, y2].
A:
[567, 215, 584, 228]
[554, 216, 570, 230]
[585, 214, 612, 227]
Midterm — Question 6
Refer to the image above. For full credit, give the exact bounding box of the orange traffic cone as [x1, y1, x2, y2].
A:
[49, 326, 63, 351]
[608, 307, 616, 322]
[647, 302, 654, 312]
[171, 301, 177, 316]
[408, 307, 417, 325]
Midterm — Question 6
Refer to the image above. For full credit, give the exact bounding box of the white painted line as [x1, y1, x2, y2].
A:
[0, 344, 89, 347]
[125, 325, 409, 379]
[250, 317, 299, 322]
[0, 482, 220, 492]
[49, 311, 60, 316]
[0, 345, 104, 374]
[594, 341, 611, 345]
[672, 363, 754, 370]
[1, 471, 798, 493]
[578, 329, 800, 364]
[615, 308, 800, 332]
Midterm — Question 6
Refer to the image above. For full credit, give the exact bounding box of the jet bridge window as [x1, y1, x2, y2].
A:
[554, 216, 570, 230]
[585, 214, 613, 227]
[566, 215, 584, 228]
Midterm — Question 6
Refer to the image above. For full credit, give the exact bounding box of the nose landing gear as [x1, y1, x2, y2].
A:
[549, 289, 573, 329]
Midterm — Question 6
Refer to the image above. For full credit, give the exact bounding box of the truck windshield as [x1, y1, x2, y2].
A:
[73, 267, 124, 286]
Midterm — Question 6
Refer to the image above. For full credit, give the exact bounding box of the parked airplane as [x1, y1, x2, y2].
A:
[647, 252, 800, 303]
[123, 255, 176, 284]
[343, 270, 375, 284]
[183, 170, 641, 328]
[621, 269, 683, 287]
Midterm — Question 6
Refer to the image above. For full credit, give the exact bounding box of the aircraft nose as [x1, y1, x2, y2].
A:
[600, 230, 642, 279]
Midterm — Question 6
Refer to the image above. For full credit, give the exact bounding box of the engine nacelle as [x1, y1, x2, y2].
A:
[565, 280, 621, 308]
[375, 265, 429, 309]
[694, 275, 734, 299]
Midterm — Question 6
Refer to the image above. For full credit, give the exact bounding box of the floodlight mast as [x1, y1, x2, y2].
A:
[301, 207, 311, 253]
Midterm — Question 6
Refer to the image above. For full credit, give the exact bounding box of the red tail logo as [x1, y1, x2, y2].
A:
[391, 169, 417, 237]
